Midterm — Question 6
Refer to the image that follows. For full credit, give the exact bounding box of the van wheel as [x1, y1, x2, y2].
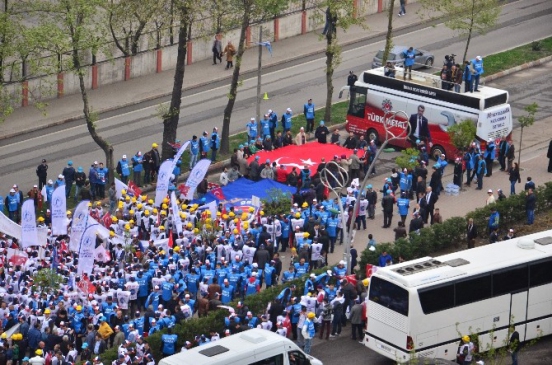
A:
[431, 144, 445, 160]
[366, 129, 379, 144]
[425, 58, 434, 68]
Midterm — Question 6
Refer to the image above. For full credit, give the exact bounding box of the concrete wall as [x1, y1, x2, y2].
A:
[10, 0, 423, 108]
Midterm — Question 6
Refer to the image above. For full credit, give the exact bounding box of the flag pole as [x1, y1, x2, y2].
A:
[256, 25, 263, 124]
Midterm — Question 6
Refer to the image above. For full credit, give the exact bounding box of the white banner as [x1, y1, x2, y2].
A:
[70, 201, 90, 252]
[207, 200, 218, 220]
[51, 186, 67, 236]
[87, 217, 111, 239]
[170, 191, 183, 236]
[172, 141, 191, 170]
[115, 178, 128, 200]
[155, 160, 174, 207]
[21, 200, 38, 248]
[78, 224, 98, 275]
[252, 195, 261, 208]
[0, 212, 48, 246]
[94, 243, 110, 263]
[184, 158, 211, 200]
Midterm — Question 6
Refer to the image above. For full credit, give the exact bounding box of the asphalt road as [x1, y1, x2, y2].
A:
[0, 0, 551, 190]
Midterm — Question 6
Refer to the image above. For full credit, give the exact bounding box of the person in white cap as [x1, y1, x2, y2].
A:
[116, 154, 131, 184]
[268, 109, 278, 139]
[471, 55, 484, 92]
[246, 117, 258, 141]
[485, 189, 496, 206]
[503, 228, 515, 241]
[282, 108, 292, 132]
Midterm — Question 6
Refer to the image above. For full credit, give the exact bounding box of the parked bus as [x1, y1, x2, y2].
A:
[364, 230, 552, 363]
[346, 67, 513, 159]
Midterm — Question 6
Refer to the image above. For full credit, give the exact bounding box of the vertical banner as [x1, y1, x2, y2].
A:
[207, 200, 218, 220]
[51, 186, 67, 236]
[77, 224, 98, 275]
[21, 200, 38, 248]
[70, 200, 90, 252]
[184, 159, 211, 200]
[170, 191, 183, 236]
[171, 141, 190, 170]
[155, 161, 174, 207]
[115, 178, 128, 200]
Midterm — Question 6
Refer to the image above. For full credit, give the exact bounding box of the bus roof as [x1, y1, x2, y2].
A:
[359, 67, 509, 111]
[374, 230, 552, 288]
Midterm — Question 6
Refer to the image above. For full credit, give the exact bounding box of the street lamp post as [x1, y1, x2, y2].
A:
[321, 110, 410, 275]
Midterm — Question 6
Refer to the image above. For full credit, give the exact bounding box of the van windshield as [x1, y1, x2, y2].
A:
[368, 276, 409, 316]
[375, 51, 396, 60]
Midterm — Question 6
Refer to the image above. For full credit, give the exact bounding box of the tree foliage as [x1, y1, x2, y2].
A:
[447, 119, 477, 151]
[418, 0, 501, 62]
[395, 148, 420, 170]
[261, 188, 292, 217]
[32, 268, 64, 294]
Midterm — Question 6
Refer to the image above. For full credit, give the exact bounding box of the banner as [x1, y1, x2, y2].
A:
[77, 224, 98, 275]
[94, 243, 111, 263]
[0, 212, 47, 245]
[184, 159, 211, 200]
[20, 200, 38, 248]
[87, 217, 111, 238]
[155, 161, 174, 207]
[70, 201, 90, 252]
[51, 186, 67, 236]
[115, 178, 127, 200]
[77, 276, 97, 295]
[7, 249, 28, 266]
[172, 141, 191, 170]
[170, 191, 183, 235]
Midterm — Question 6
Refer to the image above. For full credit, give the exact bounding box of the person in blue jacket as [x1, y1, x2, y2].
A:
[484, 138, 495, 177]
[210, 127, 220, 162]
[463, 60, 473, 93]
[260, 115, 271, 139]
[268, 109, 278, 140]
[161, 324, 178, 356]
[471, 55, 484, 92]
[246, 118, 258, 141]
[281, 108, 292, 132]
[131, 152, 143, 187]
[116, 155, 131, 184]
[189, 135, 200, 170]
[378, 251, 393, 267]
[476, 154, 487, 190]
[402, 47, 416, 80]
[303, 99, 315, 133]
[199, 131, 210, 159]
[221, 279, 235, 304]
[397, 192, 410, 224]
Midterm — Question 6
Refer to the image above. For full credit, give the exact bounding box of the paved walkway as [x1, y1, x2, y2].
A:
[1, 2, 434, 139]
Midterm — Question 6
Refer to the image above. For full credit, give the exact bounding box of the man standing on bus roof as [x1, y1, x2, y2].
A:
[402, 47, 416, 80]
[471, 56, 484, 92]
[303, 99, 315, 134]
[409, 105, 431, 148]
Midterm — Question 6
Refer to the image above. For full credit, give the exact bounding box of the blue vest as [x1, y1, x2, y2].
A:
[200, 137, 209, 153]
[282, 113, 292, 130]
[161, 282, 174, 301]
[6, 195, 18, 211]
[119, 160, 130, 176]
[221, 285, 234, 304]
[326, 217, 338, 237]
[161, 333, 178, 355]
[294, 263, 309, 276]
[260, 119, 270, 136]
[269, 113, 278, 129]
[304, 103, 315, 119]
[132, 156, 143, 172]
[282, 270, 295, 283]
[471, 59, 484, 75]
[190, 140, 199, 155]
[397, 198, 410, 216]
[186, 274, 200, 294]
[247, 122, 258, 137]
[263, 266, 275, 286]
[245, 279, 259, 296]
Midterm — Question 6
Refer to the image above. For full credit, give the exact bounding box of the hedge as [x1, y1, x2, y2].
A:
[359, 182, 552, 275]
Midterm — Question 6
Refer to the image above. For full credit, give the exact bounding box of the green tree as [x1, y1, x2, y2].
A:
[219, 0, 287, 154]
[517, 102, 538, 166]
[418, 0, 501, 62]
[447, 119, 477, 152]
[32, 268, 64, 294]
[395, 147, 419, 170]
[28, 0, 115, 183]
[314, 1, 367, 124]
[261, 188, 292, 216]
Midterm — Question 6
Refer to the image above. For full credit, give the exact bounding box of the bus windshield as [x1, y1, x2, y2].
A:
[369, 276, 409, 316]
[348, 86, 366, 119]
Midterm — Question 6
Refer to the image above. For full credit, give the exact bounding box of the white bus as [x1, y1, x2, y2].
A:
[364, 230, 552, 363]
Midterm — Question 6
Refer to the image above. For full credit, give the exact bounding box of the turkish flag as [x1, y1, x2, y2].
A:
[101, 212, 111, 228]
[128, 181, 142, 196]
[77, 276, 97, 295]
[246, 142, 359, 175]
[178, 184, 189, 196]
[8, 254, 28, 266]
[168, 229, 174, 248]
[211, 187, 225, 201]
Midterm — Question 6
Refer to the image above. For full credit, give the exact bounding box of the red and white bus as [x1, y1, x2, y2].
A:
[345, 67, 513, 159]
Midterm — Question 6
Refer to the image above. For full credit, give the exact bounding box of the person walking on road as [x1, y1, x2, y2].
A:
[508, 162, 521, 195]
[36, 159, 48, 190]
[212, 35, 222, 65]
[223, 41, 236, 69]
[398, 0, 406, 16]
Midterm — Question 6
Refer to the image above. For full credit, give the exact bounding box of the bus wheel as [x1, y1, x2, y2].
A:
[366, 129, 379, 144]
[431, 145, 444, 160]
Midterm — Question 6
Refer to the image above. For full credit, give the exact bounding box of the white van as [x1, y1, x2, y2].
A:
[158, 328, 323, 365]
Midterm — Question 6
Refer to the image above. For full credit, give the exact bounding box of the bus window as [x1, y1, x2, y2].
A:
[455, 274, 492, 306]
[348, 87, 366, 119]
[493, 265, 528, 296]
[529, 259, 552, 288]
[368, 276, 409, 316]
[418, 284, 454, 314]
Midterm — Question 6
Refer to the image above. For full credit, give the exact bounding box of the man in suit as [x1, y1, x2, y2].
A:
[424, 186, 438, 224]
[409, 104, 431, 147]
[466, 218, 478, 249]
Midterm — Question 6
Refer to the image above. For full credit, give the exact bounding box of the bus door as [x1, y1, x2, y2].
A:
[510, 291, 528, 340]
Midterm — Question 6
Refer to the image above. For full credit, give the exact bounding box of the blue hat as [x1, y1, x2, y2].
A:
[239, 144, 243, 148]
[67, 160, 73, 166]
[255, 156, 260, 160]
[387, 189, 392, 194]
[244, 143, 248, 146]
[386, 178, 391, 182]
[266, 159, 270, 164]
[416, 139, 420, 144]
[22, 358, 30, 362]
[320, 120, 325, 125]
[77, 166, 83, 173]
[250, 140, 255, 144]
[82, 343, 89, 349]
[367, 184, 373, 189]
[434, 164, 441, 169]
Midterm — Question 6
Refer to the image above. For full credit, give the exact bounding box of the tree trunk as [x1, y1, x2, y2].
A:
[161, 6, 189, 162]
[517, 127, 523, 167]
[72, 49, 114, 185]
[382, 0, 395, 65]
[220, 1, 251, 155]
[462, 0, 476, 63]
[323, 31, 334, 124]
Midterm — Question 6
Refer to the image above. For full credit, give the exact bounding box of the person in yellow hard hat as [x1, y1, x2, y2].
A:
[147, 143, 160, 183]
[458, 335, 475, 363]
[303, 312, 317, 354]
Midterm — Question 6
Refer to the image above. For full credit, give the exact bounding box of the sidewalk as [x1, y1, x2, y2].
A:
[0, 2, 433, 140]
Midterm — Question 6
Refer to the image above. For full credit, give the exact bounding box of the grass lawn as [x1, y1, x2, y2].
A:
[484, 37, 552, 75]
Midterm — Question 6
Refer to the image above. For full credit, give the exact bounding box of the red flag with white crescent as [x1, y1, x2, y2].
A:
[101, 212, 111, 228]
[128, 181, 142, 196]
[168, 229, 174, 248]
[211, 187, 226, 201]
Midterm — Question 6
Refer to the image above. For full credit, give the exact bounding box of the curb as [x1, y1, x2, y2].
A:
[0, 19, 433, 142]
[484, 55, 552, 83]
